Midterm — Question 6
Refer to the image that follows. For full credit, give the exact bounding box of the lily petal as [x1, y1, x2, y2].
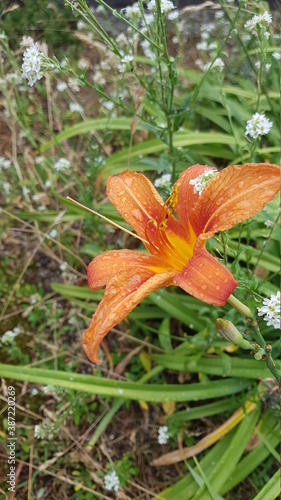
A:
[175, 164, 217, 233]
[87, 249, 172, 290]
[174, 248, 238, 306]
[107, 170, 166, 245]
[83, 256, 177, 363]
[192, 163, 280, 244]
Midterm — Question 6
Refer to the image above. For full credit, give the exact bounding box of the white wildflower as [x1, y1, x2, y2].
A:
[35, 156, 45, 164]
[3, 182, 11, 194]
[141, 39, 155, 59]
[257, 291, 280, 330]
[0, 157, 12, 169]
[56, 81, 68, 92]
[272, 52, 281, 60]
[30, 388, 39, 396]
[102, 100, 114, 111]
[48, 228, 57, 239]
[67, 77, 80, 92]
[1, 326, 23, 344]
[6, 73, 22, 84]
[45, 180, 52, 188]
[158, 425, 170, 444]
[53, 158, 70, 171]
[60, 262, 68, 271]
[196, 41, 208, 51]
[154, 173, 172, 190]
[69, 102, 83, 113]
[22, 42, 44, 86]
[124, 3, 140, 19]
[0, 31, 7, 41]
[264, 220, 274, 227]
[167, 9, 179, 21]
[245, 112, 273, 139]
[22, 187, 30, 196]
[147, 0, 175, 13]
[20, 35, 34, 48]
[104, 471, 120, 492]
[34, 424, 43, 438]
[30, 293, 41, 304]
[244, 11, 272, 36]
[189, 169, 217, 196]
[77, 20, 86, 30]
[204, 58, 225, 72]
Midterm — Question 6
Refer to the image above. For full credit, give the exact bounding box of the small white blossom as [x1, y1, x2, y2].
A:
[141, 39, 155, 59]
[272, 52, 281, 60]
[30, 388, 39, 396]
[56, 81, 68, 92]
[124, 3, 140, 19]
[102, 100, 114, 111]
[35, 156, 45, 164]
[60, 262, 68, 271]
[189, 169, 217, 196]
[22, 42, 44, 86]
[30, 293, 41, 304]
[104, 471, 120, 492]
[196, 41, 208, 51]
[244, 11, 272, 36]
[67, 77, 80, 92]
[0, 157, 12, 169]
[3, 182, 11, 194]
[22, 187, 30, 196]
[154, 173, 172, 190]
[167, 9, 179, 21]
[45, 180, 52, 188]
[34, 424, 43, 438]
[147, 0, 175, 13]
[265, 64, 271, 72]
[1, 326, 23, 344]
[6, 73, 22, 84]
[264, 220, 274, 227]
[77, 20, 86, 30]
[204, 57, 225, 72]
[245, 112, 273, 139]
[69, 102, 83, 113]
[48, 228, 57, 239]
[0, 31, 7, 41]
[53, 158, 70, 171]
[158, 425, 170, 444]
[257, 291, 280, 330]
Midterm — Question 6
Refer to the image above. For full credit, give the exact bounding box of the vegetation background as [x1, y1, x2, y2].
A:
[0, 0, 280, 498]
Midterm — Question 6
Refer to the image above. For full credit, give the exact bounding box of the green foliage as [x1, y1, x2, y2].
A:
[0, 0, 280, 498]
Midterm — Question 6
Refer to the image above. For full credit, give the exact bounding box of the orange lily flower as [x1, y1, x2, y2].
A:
[82, 163, 280, 363]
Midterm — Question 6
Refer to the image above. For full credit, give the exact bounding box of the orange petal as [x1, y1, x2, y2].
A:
[175, 164, 217, 233]
[87, 249, 171, 290]
[174, 248, 238, 306]
[83, 263, 176, 363]
[107, 170, 166, 245]
[192, 163, 280, 243]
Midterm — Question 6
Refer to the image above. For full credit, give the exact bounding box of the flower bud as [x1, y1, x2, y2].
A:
[216, 319, 254, 350]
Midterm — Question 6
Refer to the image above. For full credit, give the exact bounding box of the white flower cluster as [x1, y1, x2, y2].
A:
[22, 42, 44, 86]
[147, 0, 175, 13]
[154, 173, 172, 190]
[69, 102, 83, 113]
[1, 326, 24, 344]
[189, 169, 217, 196]
[0, 157, 12, 170]
[245, 112, 273, 139]
[244, 11, 272, 38]
[257, 291, 280, 330]
[158, 425, 170, 444]
[53, 158, 70, 171]
[118, 53, 134, 73]
[104, 471, 120, 492]
[124, 2, 140, 19]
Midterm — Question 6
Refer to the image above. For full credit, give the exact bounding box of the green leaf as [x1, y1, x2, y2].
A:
[0, 363, 250, 402]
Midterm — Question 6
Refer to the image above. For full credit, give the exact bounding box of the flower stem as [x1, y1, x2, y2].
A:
[227, 295, 280, 383]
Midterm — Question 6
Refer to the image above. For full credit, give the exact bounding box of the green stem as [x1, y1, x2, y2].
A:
[227, 296, 280, 383]
[266, 356, 280, 384]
